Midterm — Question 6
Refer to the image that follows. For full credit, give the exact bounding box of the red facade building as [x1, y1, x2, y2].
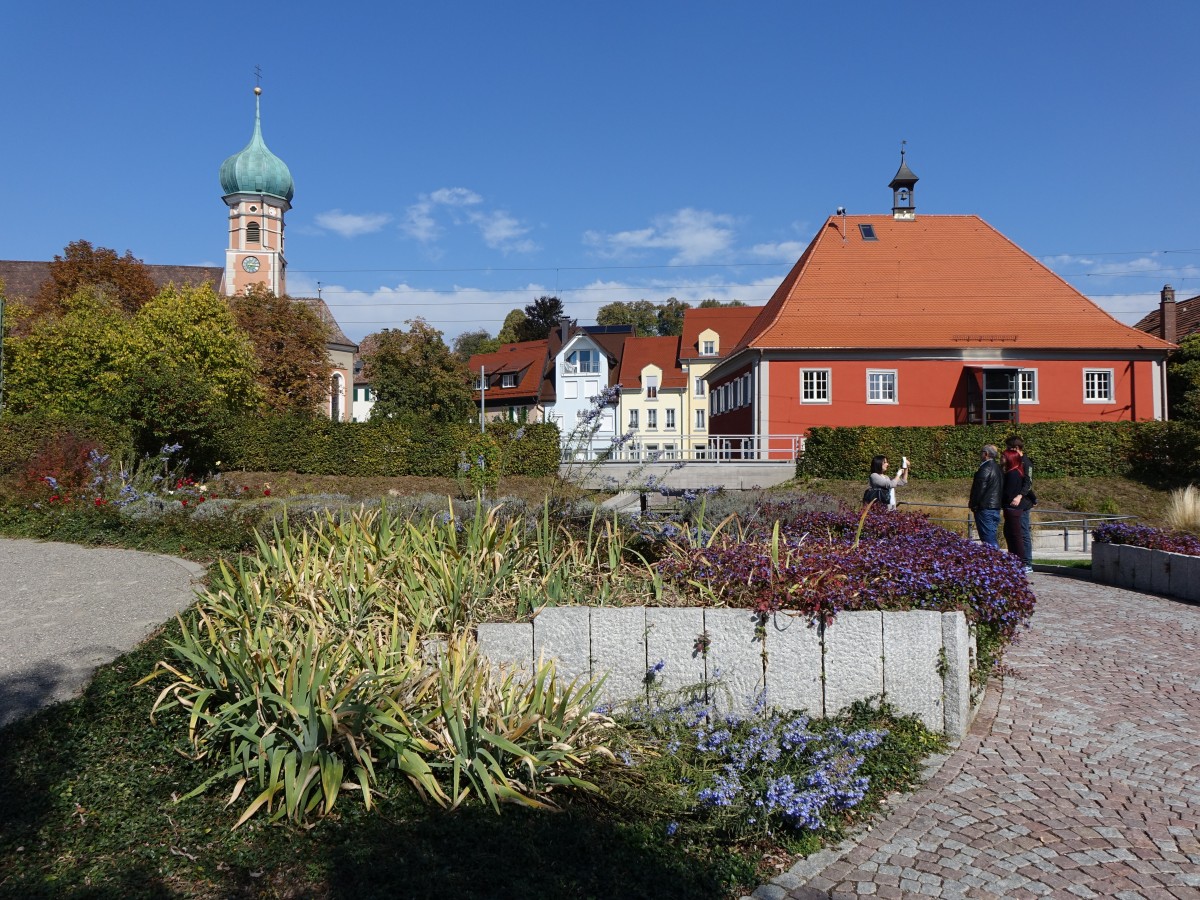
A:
[707, 159, 1175, 455]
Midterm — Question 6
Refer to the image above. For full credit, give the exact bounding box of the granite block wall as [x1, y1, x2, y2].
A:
[477, 607, 977, 741]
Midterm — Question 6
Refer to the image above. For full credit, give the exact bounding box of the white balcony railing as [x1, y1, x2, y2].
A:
[560, 433, 803, 463]
[560, 361, 601, 375]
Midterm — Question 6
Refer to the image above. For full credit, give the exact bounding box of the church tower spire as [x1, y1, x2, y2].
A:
[888, 142, 918, 221]
[220, 85, 293, 296]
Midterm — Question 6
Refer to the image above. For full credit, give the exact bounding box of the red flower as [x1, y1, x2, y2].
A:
[181, 499, 189, 507]
[94, 498, 108, 507]
[263, 488, 271, 497]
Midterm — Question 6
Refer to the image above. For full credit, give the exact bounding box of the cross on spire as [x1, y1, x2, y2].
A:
[254, 65, 263, 89]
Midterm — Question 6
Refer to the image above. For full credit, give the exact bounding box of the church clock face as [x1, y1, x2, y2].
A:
[242, 256, 261, 273]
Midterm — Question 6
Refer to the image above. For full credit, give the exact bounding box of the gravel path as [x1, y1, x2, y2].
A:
[761, 572, 1200, 899]
[0, 538, 205, 728]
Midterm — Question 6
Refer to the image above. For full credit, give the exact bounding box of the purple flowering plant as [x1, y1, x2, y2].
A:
[656, 503, 1036, 645]
[1092, 522, 1200, 557]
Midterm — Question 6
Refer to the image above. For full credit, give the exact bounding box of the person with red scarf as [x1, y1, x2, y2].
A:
[1001, 448, 1033, 574]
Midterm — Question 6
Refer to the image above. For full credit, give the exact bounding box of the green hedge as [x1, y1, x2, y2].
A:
[215, 415, 561, 478]
[0, 414, 132, 475]
[795, 421, 1163, 480]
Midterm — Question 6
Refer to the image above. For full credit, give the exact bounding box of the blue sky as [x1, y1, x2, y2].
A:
[3, 2, 1198, 343]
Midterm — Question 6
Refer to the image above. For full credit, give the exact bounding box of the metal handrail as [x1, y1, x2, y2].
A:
[895, 500, 1137, 552]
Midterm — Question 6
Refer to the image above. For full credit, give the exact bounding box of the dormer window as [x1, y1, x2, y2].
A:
[246, 221, 261, 244]
[645, 375, 659, 400]
[500, 373, 517, 388]
[702, 340, 716, 355]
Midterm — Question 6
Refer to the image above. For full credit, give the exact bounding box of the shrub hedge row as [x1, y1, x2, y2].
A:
[0, 413, 562, 480]
[213, 416, 561, 478]
[797, 420, 1200, 483]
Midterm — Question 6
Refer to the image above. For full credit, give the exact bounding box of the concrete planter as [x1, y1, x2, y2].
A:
[1092, 543, 1200, 602]
[478, 607, 978, 743]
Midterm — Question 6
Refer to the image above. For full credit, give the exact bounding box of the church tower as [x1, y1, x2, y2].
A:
[219, 87, 294, 296]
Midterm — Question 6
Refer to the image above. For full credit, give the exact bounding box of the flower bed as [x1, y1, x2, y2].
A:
[1092, 522, 1200, 557]
[658, 504, 1036, 645]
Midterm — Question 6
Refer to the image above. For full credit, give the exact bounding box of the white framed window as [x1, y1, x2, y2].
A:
[647, 409, 658, 429]
[1084, 368, 1114, 403]
[722, 383, 732, 410]
[733, 378, 742, 408]
[500, 373, 517, 388]
[564, 381, 579, 400]
[628, 409, 639, 428]
[742, 373, 752, 405]
[866, 370, 897, 404]
[666, 408, 676, 429]
[694, 377, 705, 396]
[702, 339, 716, 355]
[695, 409, 706, 430]
[801, 369, 831, 403]
[662, 443, 677, 460]
[645, 375, 659, 400]
[1018, 369, 1038, 404]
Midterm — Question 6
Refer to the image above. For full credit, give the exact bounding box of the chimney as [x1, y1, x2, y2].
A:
[1160, 284, 1177, 345]
[559, 315, 572, 344]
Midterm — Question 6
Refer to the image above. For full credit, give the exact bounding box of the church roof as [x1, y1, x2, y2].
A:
[219, 90, 294, 204]
[729, 215, 1174, 355]
[0, 260, 222, 303]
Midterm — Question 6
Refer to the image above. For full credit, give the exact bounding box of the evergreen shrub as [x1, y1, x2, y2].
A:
[0, 413, 131, 476]
[796, 421, 1146, 480]
[215, 415, 560, 478]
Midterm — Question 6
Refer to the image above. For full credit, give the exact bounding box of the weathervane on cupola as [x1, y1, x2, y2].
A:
[889, 141, 918, 221]
[219, 69, 294, 297]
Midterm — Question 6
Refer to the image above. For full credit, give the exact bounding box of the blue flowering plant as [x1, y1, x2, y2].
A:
[606, 687, 944, 853]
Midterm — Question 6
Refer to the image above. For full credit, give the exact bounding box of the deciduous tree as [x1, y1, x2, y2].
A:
[362, 318, 472, 425]
[596, 300, 658, 337]
[1167, 334, 1200, 422]
[655, 297, 690, 337]
[229, 284, 333, 413]
[497, 309, 528, 344]
[452, 328, 501, 361]
[35, 239, 158, 318]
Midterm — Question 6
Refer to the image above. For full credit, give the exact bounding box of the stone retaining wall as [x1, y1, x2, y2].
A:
[477, 608, 977, 742]
[1091, 543, 1200, 602]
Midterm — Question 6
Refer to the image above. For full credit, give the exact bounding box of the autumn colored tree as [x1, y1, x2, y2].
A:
[5, 283, 260, 462]
[516, 295, 565, 341]
[229, 284, 333, 413]
[362, 318, 472, 425]
[35, 240, 158, 318]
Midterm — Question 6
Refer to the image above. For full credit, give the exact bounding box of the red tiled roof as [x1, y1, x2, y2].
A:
[469, 340, 549, 401]
[1134, 294, 1200, 343]
[679, 306, 762, 358]
[732, 215, 1174, 354]
[617, 335, 685, 390]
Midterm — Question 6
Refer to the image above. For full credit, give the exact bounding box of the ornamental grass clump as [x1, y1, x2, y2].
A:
[1163, 484, 1200, 536]
[1092, 520, 1200, 556]
[141, 505, 617, 827]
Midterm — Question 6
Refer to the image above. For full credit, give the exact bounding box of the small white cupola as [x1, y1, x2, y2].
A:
[888, 142, 919, 221]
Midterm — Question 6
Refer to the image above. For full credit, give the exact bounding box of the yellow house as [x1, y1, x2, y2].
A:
[678, 307, 763, 457]
[615, 336, 687, 460]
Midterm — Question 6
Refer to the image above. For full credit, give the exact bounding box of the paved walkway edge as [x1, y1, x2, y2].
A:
[744, 677, 1005, 899]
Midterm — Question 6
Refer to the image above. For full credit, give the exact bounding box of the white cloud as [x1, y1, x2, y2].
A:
[750, 241, 807, 261]
[584, 208, 738, 265]
[429, 187, 483, 207]
[468, 209, 538, 253]
[286, 272, 782, 345]
[398, 187, 536, 253]
[314, 209, 392, 238]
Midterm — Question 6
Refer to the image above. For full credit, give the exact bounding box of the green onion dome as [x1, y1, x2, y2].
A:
[219, 88, 294, 203]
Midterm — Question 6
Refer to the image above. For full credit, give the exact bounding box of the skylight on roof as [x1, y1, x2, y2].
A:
[858, 224, 878, 241]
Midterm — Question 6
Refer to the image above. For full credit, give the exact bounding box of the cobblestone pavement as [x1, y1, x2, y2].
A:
[772, 573, 1200, 899]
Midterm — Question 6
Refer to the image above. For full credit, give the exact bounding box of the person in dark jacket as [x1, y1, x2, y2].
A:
[969, 445, 1003, 548]
[1005, 435, 1036, 566]
[1001, 448, 1033, 573]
